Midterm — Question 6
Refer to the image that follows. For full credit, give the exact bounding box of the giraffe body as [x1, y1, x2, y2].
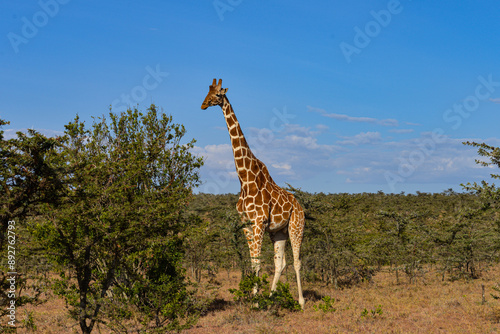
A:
[201, 79, 305, 308]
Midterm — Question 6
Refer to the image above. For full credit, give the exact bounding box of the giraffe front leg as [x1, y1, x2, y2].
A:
[243, 221, 265, 295]
[242, 226, 260, 277]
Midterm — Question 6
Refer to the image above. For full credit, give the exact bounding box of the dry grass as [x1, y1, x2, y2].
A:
[9, 265, 500, 333]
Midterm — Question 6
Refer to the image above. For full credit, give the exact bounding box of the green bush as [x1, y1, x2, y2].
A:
[361, 305, 383, 318]
[229, 274, 301, 313]
[313, 296, 336, 313]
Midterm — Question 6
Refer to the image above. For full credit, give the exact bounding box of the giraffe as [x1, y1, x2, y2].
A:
[201, 78, 305, 308]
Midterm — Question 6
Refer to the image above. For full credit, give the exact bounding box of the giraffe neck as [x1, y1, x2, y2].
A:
[221, 96, 257, 183]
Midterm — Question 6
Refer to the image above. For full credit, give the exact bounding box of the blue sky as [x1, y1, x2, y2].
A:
[1, 0, 499, 194]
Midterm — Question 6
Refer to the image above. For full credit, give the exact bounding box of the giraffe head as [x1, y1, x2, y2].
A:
[201, 78, 228, 110]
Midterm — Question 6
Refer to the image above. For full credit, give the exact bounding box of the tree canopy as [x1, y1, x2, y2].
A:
[30, 105, 203, 333]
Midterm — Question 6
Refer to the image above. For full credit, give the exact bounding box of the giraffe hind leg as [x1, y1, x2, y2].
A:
[289, 208, 305, 309]
[270, 228, 288, 292]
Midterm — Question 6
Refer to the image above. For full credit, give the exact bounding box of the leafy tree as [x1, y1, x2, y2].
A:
[457, 141, 500, 278]
[217, 209, 253, 279]
[0, 120, 64, 328]
[0, 119, 63, 249]
[376, 211, 430, 283]
[288, 189, 375, 288]
[183, 213, 221, 283]
[462, 141, 500, 204]
[185, 194, 251, 280]
[31, 105, 203, 334]
[103, 237, 199, 333]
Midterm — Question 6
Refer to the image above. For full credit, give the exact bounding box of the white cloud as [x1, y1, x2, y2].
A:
[315, 124, 329, 131]
[336, 132, 382, 145]
[307, 106, 399, 127]
[285, 135, 322, 150]
[192, 143, 235, 172]
[249, 123, 328, 140]
[2, 128, 65, 140]
[193, 143, 239, 194]
[337, 134, 500, 188]
[271, 163, 294, 175]
[195, 119, 500, 194]
[389, 129, 414, 134]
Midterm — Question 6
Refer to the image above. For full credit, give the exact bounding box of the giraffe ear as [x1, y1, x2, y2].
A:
[221, 88, 228, 94]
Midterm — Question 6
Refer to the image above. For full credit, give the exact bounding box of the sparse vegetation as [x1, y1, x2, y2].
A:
[360, 304, 383, 318]
[312, 296, 336, 313]
[186, 190, 499, 287]
[21, 310, 36, 332]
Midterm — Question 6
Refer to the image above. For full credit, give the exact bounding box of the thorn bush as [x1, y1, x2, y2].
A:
[229, 274, 302, 313]
[313, 296, 336, 312]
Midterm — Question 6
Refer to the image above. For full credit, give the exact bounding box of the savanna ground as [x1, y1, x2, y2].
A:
[14, 264, 500, 334]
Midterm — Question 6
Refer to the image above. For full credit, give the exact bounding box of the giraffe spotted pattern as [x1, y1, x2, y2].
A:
[201, 79, 305, 308]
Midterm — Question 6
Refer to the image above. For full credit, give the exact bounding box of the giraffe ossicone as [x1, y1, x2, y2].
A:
[201, 78, 306, 308]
